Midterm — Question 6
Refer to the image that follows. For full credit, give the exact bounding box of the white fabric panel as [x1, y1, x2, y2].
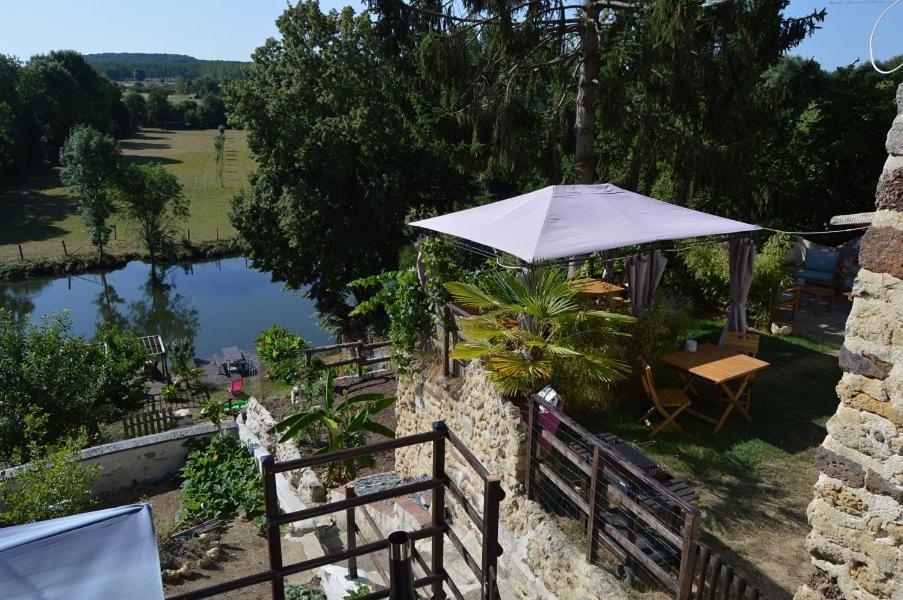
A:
[410, 184, 760, 262]
[0, 504, 164, 600]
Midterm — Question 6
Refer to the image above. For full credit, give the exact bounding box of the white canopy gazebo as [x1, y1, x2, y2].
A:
[410, 184, 761, 330]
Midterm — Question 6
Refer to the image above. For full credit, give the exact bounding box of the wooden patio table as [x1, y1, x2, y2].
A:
[659, 343, 770, 433]
[571, 277, 625, 299]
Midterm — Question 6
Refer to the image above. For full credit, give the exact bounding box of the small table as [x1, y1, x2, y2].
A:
[574, 278, 625, 299]
[222, 346, 247, 374]
[800, 284, 835, 314]
[660, 344, 770, 433]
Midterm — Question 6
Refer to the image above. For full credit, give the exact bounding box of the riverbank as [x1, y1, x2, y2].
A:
[0, 237, 243, 282]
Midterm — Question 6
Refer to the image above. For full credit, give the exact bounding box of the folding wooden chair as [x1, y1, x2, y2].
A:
[722, 331, 760, 409]
[638, 357, 692, 437]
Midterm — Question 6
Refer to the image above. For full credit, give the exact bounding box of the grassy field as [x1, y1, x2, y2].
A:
[0, 128, 254, 262]
[575, 318, 841, 599]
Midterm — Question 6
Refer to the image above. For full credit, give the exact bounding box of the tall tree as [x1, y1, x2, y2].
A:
[146, 87, 170, 128]
[116, 163, 189, 267]
[59, 124, 120, 258]
[213, 126, 226, 187]
[123, 90, 147, 130]
[226, 2, 472, 326]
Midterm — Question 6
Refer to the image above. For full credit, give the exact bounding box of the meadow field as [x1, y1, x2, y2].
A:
[0, 128, 254, 262]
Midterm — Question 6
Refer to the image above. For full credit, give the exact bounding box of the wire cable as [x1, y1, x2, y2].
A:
[759, 225, 869, 235]
[869, 0, 903, 74]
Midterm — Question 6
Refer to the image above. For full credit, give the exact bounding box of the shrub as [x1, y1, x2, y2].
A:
[681, 234, 793, 326]
[0, 311, 149, 462]
[0, 433, 100, 526]
[445, 265, 636, 397]
[271, 372, 395, 484]
[256, 325, 310, 383]
[178, 435, 263, 524]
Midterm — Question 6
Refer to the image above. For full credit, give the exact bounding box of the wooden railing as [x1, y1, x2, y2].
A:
[168, 422, 504, 600]
[525, 394, 765, 599]
[305, 340, 393, 378]
[123, 408, 176, 438]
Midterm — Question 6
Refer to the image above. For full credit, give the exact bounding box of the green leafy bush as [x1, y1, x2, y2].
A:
[284, 583, 326, 600]
[0, 311, 149, 462]
[256, 325, 310, 383]
[0, 433, 100, 526]
[445, 265, 636, 397]
[681, 234, 793, 326]
[349, 269, 430, 361]
[178, 435, 263, 524]
[271, 372, 395, 484]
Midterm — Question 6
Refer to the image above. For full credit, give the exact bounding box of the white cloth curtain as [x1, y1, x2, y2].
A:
[721, 237, 756, 343]
[628, 250, 667, 317]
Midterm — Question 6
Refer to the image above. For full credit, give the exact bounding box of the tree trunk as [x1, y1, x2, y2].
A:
[574, 0, 601, 185]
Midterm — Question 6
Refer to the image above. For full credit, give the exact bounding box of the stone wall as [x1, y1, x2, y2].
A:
[0, 421, 233, 498]
[395, 358, 628, 600]
[796, 84, 903, 600]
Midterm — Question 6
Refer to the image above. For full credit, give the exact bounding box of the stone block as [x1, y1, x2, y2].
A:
[816, 482, 866, 517]
[859, 226, 903, 280]
[839, 346, 892, 380]
[864, 469, 903, 504]
[841, 392, 903, 429]
[816, 446, 865, 488]
[888, 113, 903, 156]
[875, 160, 903, 213]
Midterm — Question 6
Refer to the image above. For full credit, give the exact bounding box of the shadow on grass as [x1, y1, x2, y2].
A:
[0, 169, 74, 245]
[123, 155, 182, 166]
[120, 140, 173, 151]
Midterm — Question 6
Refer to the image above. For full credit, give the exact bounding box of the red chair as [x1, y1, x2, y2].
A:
[229, 378, 244, 396]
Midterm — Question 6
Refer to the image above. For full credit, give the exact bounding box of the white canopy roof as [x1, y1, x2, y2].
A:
[410, 184, 760, 262]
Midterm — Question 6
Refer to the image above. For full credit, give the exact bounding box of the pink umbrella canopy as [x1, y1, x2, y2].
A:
[410, 184, 760, 262]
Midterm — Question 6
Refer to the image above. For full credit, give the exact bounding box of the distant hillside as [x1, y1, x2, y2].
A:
[84, 53, 248, 81]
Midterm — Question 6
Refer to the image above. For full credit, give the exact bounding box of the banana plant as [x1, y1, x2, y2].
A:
[269, 372, 395, 484]
[445, 265, 636, 397]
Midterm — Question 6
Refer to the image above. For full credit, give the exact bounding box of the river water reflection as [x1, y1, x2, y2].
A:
[0, 257, 333, 357]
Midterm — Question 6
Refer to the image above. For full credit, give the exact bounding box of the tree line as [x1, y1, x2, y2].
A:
[83, 52, 247, 81]
[225, 0, 903, 329]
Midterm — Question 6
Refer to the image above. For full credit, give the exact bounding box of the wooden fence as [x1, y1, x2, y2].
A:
[168, 422, 504, 600]
[526, 394, 765, 600]
[123, 408, 176, 438]
[304, 340, 393, 378]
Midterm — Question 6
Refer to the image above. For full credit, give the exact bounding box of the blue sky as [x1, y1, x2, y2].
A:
[0, 0, 900, 70]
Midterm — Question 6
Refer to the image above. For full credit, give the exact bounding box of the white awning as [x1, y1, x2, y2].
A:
[410, 184, 760, 262]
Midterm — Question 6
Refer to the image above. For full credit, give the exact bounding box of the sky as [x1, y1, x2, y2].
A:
[0, 0, 901, 71]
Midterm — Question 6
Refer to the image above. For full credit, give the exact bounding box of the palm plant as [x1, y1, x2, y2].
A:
[270, 372, 395, 484]
[445, 266, 636, 397]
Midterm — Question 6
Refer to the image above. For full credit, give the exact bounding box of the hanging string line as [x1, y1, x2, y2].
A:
[869, 0, 903, 75]
[759, 225, 870, 235]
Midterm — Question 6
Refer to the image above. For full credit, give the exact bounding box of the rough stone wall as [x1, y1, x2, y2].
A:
[797, 85, 903, 600]
[396, 359, 627, 600]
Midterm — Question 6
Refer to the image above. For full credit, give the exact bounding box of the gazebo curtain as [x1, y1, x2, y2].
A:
[628, 250, 667, 317]
[722, 237, 756, 342]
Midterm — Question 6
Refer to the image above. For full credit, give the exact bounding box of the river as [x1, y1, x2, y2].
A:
[0, 257, 334, 357]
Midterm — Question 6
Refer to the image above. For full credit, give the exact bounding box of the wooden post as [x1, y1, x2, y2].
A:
[261, 456, 286, 600]
[524, 395, 540, 500]
[585, 445, 603, 563]
[356, 341, 363, 378]
[17, 244, 23, 260]
[677, 512, 700, 600]
[442, 306, 451, 378]
[481, 476, 503, 600]
[345, 484, 358, 580]
[187, 228, 191, 242]
[112, 224, 117, 240]
[431, 421, 447, 600]
[61, 240, 68, 256]
[216, 227, 219, 241]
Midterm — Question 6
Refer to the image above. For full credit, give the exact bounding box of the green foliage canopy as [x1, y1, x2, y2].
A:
[116, 163, 189, 264]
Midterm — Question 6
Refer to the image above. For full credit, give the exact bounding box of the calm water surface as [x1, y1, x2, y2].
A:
[0, 257, 333, 357]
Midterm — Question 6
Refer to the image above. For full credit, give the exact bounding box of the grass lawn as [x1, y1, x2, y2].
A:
[0, 128, 254, 262]
[573, 319, 841, 599]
